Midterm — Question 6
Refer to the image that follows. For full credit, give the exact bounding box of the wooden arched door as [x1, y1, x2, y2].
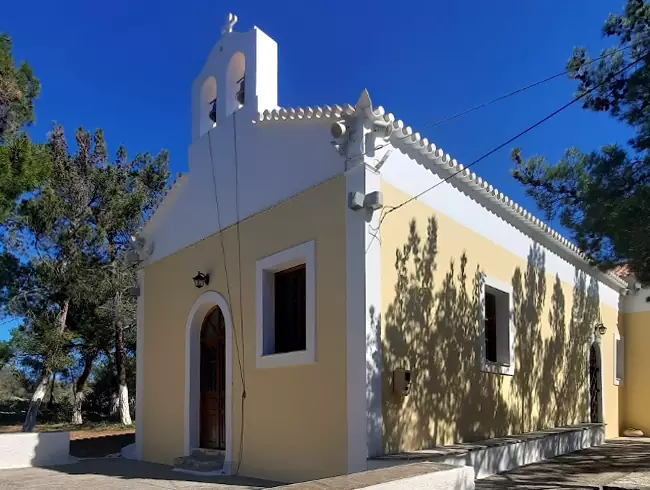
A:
[200, 306, 226, 449]
[589, 344, 601, 423]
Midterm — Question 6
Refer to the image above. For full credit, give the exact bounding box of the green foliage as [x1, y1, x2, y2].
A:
[3, 124, 168, 426]
[0, 31, 169, 427]
[0, 34, 50, 223]
[0, 34, 40, 141]
[512, 0, 650, 282]
[0, 366, 29, 404]
[0, 341, 12, 371]
[85, 354, 135, 416]
[0, 134, 51, 223]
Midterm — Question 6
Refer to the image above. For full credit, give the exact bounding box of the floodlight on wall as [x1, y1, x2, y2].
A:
[193, 271, 210, 289]
[347, 191, 384, 212]
[595, 323, 607, 336]
[330, 121, 348, 139]
[364, 191, 383, 211]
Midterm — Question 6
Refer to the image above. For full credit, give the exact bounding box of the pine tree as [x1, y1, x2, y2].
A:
[0, 34, 39, 141]
[6, 126, 168, 430]
[513, 0, 650, 282]
[0, 34, 49, 223]
[91, 146, 168, 425]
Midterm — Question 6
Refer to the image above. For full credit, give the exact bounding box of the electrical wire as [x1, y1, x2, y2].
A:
[351, 40, 644, 165]
[207, 134, 245, 387]
[419, 41, 639, 132]
[0, 317, 19, 327]
[365, 51, 647, 252]
[232, 111, 247, 476]
[208, 116, 248, 475]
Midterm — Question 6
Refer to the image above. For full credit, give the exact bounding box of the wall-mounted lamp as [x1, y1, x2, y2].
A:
[595, 323, 607, 336]
[193, 271, 210, 289]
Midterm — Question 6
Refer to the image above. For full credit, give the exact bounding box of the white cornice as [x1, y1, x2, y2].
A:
[253, 104, 355, 124]
[254, 101, 627, 292]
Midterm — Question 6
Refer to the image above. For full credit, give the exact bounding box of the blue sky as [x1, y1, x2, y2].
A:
[0, 0, 631, 338]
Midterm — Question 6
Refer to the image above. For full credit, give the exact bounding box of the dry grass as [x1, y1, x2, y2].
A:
[0, 421, 134, 440]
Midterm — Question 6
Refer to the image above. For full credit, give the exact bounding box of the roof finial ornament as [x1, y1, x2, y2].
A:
[355, 89, 372, 112]
[221, 13, 238, 37]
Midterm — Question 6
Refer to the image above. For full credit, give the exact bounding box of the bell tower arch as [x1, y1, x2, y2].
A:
[191, 13, 278, 142]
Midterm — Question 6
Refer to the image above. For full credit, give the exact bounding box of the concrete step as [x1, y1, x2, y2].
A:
[173, 449, 224, 473]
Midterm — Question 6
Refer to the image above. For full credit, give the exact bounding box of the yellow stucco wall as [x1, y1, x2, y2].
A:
[621, 310, 650, 434]
[380, 180, 621, 453]
[142, 175, 348, 482]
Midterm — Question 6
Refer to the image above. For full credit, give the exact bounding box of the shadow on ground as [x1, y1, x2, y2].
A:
[70, 432, 135, 458]
[2, 458, 281, 489]
[476, 439, 650, 489]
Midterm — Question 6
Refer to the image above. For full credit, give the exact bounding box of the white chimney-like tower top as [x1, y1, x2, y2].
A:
[191, 13, 278, 142]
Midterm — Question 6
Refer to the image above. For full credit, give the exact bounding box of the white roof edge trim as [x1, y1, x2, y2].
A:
[256, 104, 627, 291]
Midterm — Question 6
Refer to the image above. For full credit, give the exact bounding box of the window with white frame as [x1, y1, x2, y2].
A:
[480, 276, 514, 375]
[256, 241, 315, 369]
[614, 333, 624, 385]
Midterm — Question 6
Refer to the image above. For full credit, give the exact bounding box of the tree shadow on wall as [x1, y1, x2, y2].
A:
[538, 271, 601, 429]
[380, 216, 603, 455]
[511, 245, 547, 433]
[382, 217, 510, 454]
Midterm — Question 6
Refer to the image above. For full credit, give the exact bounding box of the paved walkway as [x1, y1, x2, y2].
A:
[0, 458, 279, 489]
[476, 438, 650, 489]
[3, 439, 650, 489]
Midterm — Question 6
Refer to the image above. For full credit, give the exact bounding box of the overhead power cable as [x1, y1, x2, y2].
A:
[353, 40, 642, 166]
[365, 50, 647, 252]
[421, 41, 639, 131]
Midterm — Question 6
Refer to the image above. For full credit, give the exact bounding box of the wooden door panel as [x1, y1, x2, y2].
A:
[200, 307, 226, 450]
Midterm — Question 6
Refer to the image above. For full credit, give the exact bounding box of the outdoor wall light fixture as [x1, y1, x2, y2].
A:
[193, 271, 210, 289]
[595, 323, 607, 336]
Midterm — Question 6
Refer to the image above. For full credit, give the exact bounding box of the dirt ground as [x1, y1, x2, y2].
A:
[0, 422, 134, 437]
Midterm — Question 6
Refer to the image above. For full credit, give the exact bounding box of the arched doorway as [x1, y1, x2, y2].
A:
[200, 307, 226, 449]
[589, 343, 602, 423]
[184, 291, 232, 472]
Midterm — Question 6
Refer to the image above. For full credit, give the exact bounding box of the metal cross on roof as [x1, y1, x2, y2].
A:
[221, 13, 238, 36]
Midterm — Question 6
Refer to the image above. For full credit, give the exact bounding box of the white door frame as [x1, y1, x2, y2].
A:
[184, 290, 233, 474]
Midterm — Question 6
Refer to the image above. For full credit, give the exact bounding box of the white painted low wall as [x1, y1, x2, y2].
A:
[0, 431, 70, 469]
[368, 425, 605, 481]
[443, 425, 605, 479]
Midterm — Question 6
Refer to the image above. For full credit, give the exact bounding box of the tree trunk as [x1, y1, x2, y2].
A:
[57, 299, 69, 334]
[115, 297, 132, 425]
[22, 298, 69, 432]
[71, 352, 96, 425]
[118, 382, 131, 425]
[110, 389, 119, 417]
[47, 372, 56, 409]
[22, 370, 50, 432]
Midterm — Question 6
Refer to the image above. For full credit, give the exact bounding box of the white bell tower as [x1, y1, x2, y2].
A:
[191, 13, 278, 142]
